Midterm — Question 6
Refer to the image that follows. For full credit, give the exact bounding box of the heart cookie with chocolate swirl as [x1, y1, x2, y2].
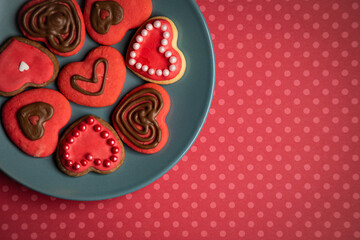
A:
[84, 0, 152, 45]
[18, 0, 86, 57]
[57, 46, 126, 107]
[112, 83, 170, 154]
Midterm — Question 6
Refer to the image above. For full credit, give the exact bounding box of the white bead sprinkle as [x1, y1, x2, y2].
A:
[156, 69, 162, 76]
[165, 51, 172, 58]
[161, 39, 168, 46]
[141, 29, 148, 36]
[163, 32, 170, 39]
[146, 24, 153, 31]
[142, 65, 149, 72]
[133, 43, 140, 50]
[154, 21, 161, 28]
[148, 69, 155, 75]
[129, 59, 136, 66]
[130, 51, 136, 58]
[135, 63, 142, 69]
[169, 65, 176, 72]
[169, 56, 177, 64]
[161, 25, 167, 31]
[163, 69, 170, 77]
[159, 46, 165, 53]
[136, 35, 143, 43]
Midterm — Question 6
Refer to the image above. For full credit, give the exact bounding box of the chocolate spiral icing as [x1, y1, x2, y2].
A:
[71, 58, 108, 96]
[17, 102, 54, 141]
[114, 88, 164, 149]
[20, 0, 82, 53]
[91, 1, 124, 34]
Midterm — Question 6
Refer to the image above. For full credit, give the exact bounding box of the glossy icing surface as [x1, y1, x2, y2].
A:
[0, 39, 54, 93]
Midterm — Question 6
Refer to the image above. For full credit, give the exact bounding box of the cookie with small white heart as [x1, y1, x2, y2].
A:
[0, 37, 59, 97]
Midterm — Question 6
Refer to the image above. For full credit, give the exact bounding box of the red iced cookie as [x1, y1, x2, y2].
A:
[56, 115, 125, 177]
[18, 0, 85, 57]
[126, 17, 186, 85]
[84, 0, 152, 45]
[0, 37, 59, 97]
[1, 88, 71, 157]
[57, 46, 126, 107]
[112, 83, 170, 154]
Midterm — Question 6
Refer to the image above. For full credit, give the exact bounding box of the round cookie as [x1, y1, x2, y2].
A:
[0, 37, 59, 97]
[57, 46, 126, 107]
[112, 83, 170, 154]
[56, 115, 125, 177]
[84, 0, 152, 45]
[1, 88, 71, 158]
[18, 0, 86, 57]
[126, 17, 186, 84]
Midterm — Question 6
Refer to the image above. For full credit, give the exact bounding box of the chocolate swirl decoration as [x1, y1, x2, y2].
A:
[114, 88, 164, 149]
[17, 102, 54, 141]
[20, 0, 81, 53]
[70, 58, 108, 96]
[91, 1, 124, 34]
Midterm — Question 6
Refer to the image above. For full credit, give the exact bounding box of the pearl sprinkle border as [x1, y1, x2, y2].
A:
[128, 20, 178, 77]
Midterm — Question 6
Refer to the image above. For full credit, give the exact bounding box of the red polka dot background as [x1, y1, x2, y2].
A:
[1, 0, 360, 239]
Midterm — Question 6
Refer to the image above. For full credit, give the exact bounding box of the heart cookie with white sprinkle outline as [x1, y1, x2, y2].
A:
[56, 115, 125, 177]
[126, 16, 186, 85]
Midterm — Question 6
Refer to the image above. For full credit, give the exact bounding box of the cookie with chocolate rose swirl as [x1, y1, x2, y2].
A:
[18, 0, 85, 57]
[112, 83, 170, 154]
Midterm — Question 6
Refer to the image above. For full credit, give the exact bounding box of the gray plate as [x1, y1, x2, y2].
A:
[0, 0, 215, 201]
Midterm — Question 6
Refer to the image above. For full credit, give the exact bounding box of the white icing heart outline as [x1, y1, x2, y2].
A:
[19, 61, 30, 72]
[127, 19, 178, 77]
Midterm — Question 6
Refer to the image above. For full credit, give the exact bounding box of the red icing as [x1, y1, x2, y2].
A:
[57, 46, 126, 107]
[1, 88, 71, 157]
[126, 18, 184, 82]
[84, 0, 153, 45]
[112, 83, 171, 154]
[59, 116, 124, 174]
[0, 39, 54, 93]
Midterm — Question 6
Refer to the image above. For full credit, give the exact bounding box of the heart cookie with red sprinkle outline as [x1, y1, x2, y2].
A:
[112, 83, 170, 154]
[126, 17, 186, 85]
[56, 115, 125, 177]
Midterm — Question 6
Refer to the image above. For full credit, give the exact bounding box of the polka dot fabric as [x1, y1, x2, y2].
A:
[1, 0, 360, 239]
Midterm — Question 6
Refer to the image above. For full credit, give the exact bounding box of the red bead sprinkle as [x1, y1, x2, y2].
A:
[86, 117, 95, 125]
[65, 160, 73, 167]
[94, 125, 102, 132]
[110, 156, 118, 162]
[94, 159, 102, 166]
[78, 124, 87, 131]
[66, 137, 75, 144]
[103, 159, 111, 167]
[101, 131, 109, 139]
[85, 154, 93, 161]
[107, 139, 115, 146]
[81, 160, 88, 166]
[72, 130, 80, 137]
[62, 144, 70, 151]
[72, 163, 81, 170]
[63, 152, 70, 160]
[111, 147, 120, 154]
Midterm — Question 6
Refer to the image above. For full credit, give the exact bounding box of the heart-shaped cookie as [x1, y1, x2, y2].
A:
[57, 46, 126, 107]
[112, 83, 170, 154]
[56, 115, 125, 177]
[84, 0, 152, 45]
[0, 37, 59, 97]
[1, 88, 71, 157]
[18, 0, 85, 57]
[126, 17, 186, 85]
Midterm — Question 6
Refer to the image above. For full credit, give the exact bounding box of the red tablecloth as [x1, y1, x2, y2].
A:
[1, 0, 360, 239]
